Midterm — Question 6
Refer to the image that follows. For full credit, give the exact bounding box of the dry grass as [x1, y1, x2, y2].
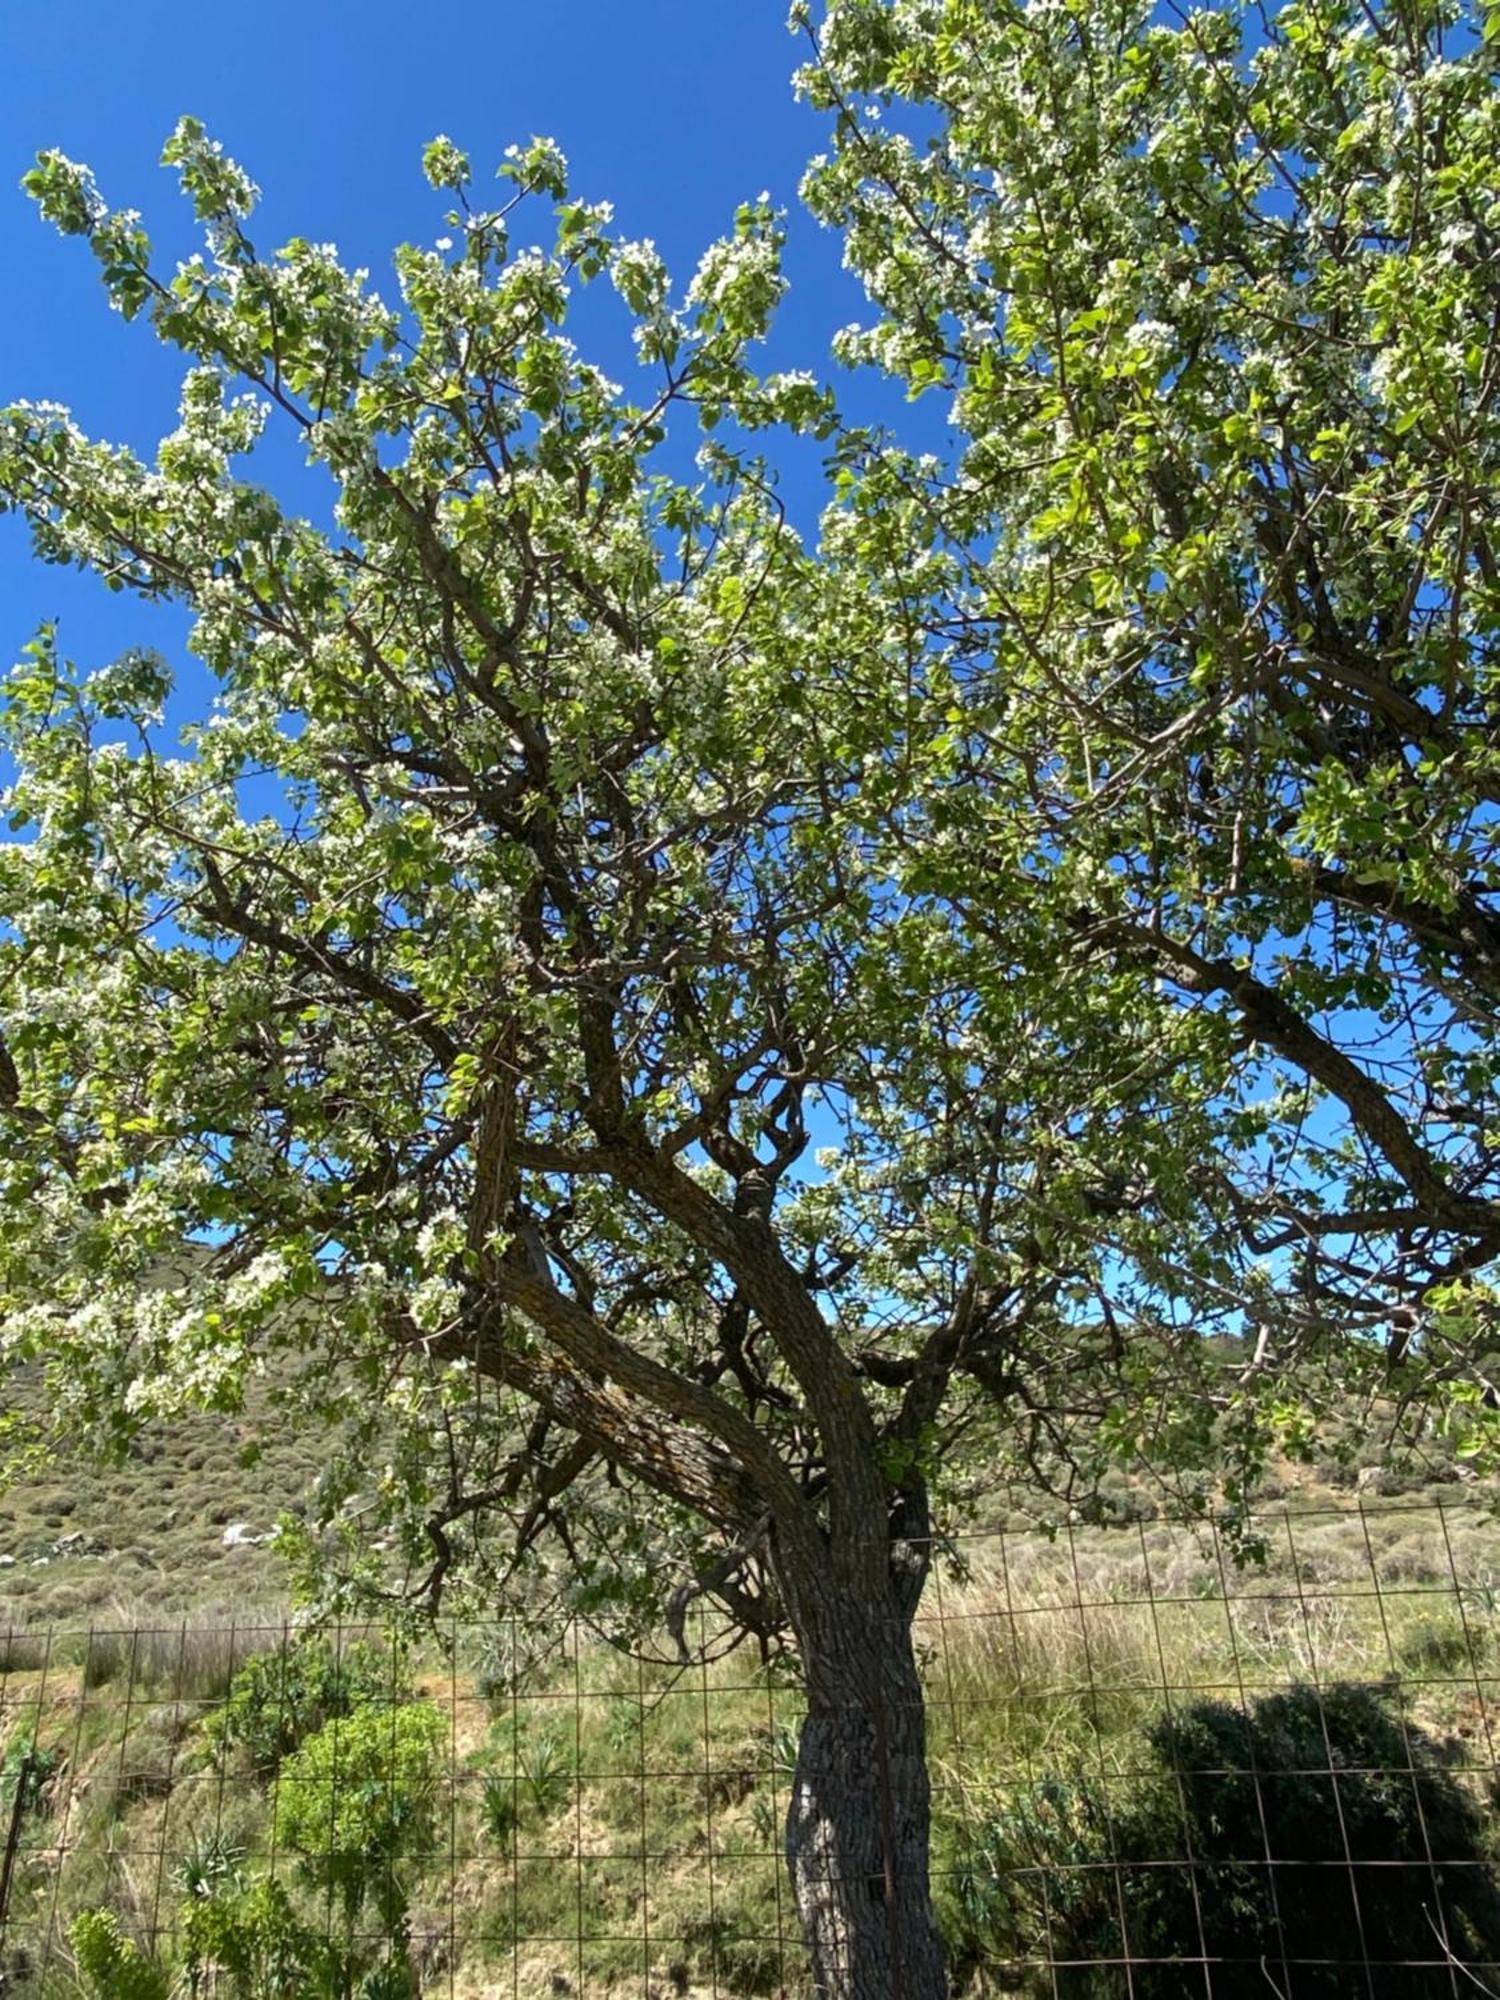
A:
[75, 1613, 270, 1704]
[0, 1364, 319, 1630]
[898, 1498, 1500, 1875]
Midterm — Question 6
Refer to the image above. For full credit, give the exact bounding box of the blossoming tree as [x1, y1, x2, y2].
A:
[799, 0, 1500, 1436]
[3, 3, 1499, 1992]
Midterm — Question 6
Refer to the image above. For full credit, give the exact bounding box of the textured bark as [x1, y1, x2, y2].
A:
[782, 1585, 947, 2000]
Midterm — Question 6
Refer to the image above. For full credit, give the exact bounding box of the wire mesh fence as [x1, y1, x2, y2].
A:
[0, 1493, 1497, 1997]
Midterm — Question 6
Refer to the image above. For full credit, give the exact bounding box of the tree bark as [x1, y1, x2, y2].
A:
[781, 1581, 947, 2000]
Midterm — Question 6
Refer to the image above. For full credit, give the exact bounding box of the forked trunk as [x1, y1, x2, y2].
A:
[783, 1589, 947, 2000]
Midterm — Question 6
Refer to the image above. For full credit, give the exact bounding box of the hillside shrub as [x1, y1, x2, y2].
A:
[204, 1634, 409, 1775]
[944, 1684, 1500, 1996]
[181, 1872, 421, 1999]
[276, 1700, 446, 1928]
[68, 1909, 169, 2000]
[181, 1874, 346, 1999]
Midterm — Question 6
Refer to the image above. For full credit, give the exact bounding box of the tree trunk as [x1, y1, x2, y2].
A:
[782, 1588, 947, 2000]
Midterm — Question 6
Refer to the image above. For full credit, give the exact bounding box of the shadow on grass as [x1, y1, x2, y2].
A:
[945, 1682, 1500, 1998]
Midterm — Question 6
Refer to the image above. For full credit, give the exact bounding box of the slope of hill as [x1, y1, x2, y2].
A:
[1, 1365, 316, 1630]
[2, 1339, 1480, 1635]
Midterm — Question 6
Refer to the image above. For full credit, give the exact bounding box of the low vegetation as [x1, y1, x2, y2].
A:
[5, 1360, 1494, 1992]
[0, 1364, 319, 1630]
[2, 1498, 1497, 1997]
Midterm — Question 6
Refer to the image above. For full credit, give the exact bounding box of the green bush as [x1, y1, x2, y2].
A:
[276, 1700, 446, 1927]
[944, 1684, 1500, 1997]
[182, 1874, 339, 1999]
[68, 1909, 169, 2000]
[181, 1873, 418, 2000]
[181, 1697, 443, 1998]
[1124, 1687, 1500, 1997]
[943, 1772, 1117, 1990]
[204, 1634, 409, 1775]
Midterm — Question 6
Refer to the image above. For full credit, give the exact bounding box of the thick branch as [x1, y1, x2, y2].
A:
[474, 1249, 821, 1561]
[424, 1311, 762, 1532]
[195, 858, 460, 1065]
[1084, 912, 1500, 1242]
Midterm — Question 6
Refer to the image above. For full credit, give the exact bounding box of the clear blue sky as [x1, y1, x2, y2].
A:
[0, 0, 906, 688]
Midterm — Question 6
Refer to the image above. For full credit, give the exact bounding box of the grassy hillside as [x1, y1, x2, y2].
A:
[2, 1338, 1478, 1637]
[1, 1497, 1497, 1996]
[0, 1365, 319, 1629]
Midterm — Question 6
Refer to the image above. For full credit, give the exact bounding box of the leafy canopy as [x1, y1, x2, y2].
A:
[799, 0, 1500, 1459]
[3, 0, 1498, 1651]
